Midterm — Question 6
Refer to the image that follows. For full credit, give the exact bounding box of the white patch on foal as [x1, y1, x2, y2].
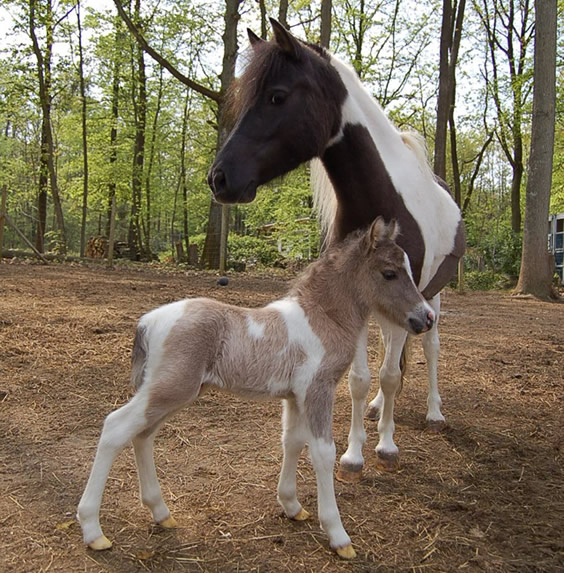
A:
[246, 315, 265, 340]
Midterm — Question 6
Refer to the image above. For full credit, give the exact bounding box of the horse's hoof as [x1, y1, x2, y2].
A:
[88, 535, 112, 551]
[365, 405, 380, 420]
[375, 451, 400, 472]
[158, 515, 178, 528]
[426, 419, 447, 433]
[336, 466, 363, 483]
[291, 508, 311, 521]
[335, 544, 357, 559]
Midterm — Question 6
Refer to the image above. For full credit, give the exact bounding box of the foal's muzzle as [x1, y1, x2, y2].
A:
[408, 307, 435, 335]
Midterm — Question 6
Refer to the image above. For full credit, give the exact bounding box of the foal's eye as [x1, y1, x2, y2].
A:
[382, 270, 397, 281]
[270, 91, 287, 105]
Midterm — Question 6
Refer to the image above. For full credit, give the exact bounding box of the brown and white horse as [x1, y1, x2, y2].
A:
[208, 19, 465, 477]
[77, 219, 434, 559]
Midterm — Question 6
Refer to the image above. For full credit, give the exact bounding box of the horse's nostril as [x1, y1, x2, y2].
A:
[426, 311, 434, 329]
[209, 167, 226, 194]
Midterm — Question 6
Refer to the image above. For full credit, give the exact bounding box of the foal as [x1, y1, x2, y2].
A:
[77, 219, 434, 559]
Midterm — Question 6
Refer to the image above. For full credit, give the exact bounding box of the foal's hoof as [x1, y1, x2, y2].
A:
[88, 535, 112, 551]
[365, 404, 380, 421]
[335, 544, 357, 559]
[290, 508, 311, 521]
[158, 515, 178, 528]
[375, 451, 400, 472]
[336, 465, 363, 484]
[426, 419, 447, 433]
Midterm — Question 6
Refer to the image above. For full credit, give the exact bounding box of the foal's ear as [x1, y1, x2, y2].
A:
[368, 217, 400, 247]
[270, 18, 301, 60]
[247, 29, 264, 48]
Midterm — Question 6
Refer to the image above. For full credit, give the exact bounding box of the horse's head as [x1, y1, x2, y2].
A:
[208, 19, 346, 204]
[359, 219, 435, 335]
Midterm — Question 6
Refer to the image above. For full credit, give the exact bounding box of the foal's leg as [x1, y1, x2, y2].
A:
[337, 326, 370, 483]
[277, 398, 310, 521]
[133, 424, 177, 528]
[372, 323, 408, 471]
[422, 294, 446, 431]
[77, 393, 151, 549]
[309, 429, 356, 558]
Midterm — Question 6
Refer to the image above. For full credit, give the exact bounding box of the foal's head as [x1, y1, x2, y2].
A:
[356, 219, 434, 335]
[208, 19, 346, 204]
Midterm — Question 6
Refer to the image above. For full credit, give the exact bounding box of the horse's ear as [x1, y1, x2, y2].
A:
[247, 28, 264, 49]
[269, 18, 301, 60]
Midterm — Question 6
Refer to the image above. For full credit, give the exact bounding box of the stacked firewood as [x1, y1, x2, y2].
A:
[85, 236, 109, 259]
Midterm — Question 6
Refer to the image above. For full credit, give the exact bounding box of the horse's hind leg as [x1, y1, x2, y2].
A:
[277, 398, 310, 521]
[133, 424, 177, 528]
[77, 393, 150, 549]
[422, 294, 445, 431]
[338, 326, 370, 483]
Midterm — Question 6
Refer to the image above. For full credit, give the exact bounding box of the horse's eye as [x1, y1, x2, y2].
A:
[382, 270, 397, 280]
[270, 91, 287, 105]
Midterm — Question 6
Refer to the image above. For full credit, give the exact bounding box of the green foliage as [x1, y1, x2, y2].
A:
[464, 270, 504, 290]
[227, 234, 279, 267]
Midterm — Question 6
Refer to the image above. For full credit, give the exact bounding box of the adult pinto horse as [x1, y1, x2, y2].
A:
[208, 19, 465, 480]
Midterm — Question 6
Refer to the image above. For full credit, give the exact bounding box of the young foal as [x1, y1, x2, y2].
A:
[77, 219, 434, 559]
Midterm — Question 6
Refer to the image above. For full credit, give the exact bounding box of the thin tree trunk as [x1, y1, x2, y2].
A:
[514, 0, 558, 299]
[36, 122, 48, 252]
[144, 61, 164, 254]
[278, 0, 289, 29]
[201, 0, 242, 269]
[0, 184, 7, 261]
[106, 19, 121, 237]
[320, 0, 332, 48]
[29, 0, 66, 253]
[77, 1, 89, 257]
[128, 0, 146, 261]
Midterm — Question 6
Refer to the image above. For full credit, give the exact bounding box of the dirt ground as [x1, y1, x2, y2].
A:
[0, 260, 563, 573]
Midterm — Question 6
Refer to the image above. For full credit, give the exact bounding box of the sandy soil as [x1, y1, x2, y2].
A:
[0, 260, 562, 572]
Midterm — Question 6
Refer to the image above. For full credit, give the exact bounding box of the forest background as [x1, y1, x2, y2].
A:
[0, 0, 562, 290]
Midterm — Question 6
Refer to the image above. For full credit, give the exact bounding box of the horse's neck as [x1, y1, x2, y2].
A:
[291, 253, 368, 349]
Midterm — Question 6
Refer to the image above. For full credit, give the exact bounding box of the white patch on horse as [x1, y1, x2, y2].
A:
[325, 55, 461, 291]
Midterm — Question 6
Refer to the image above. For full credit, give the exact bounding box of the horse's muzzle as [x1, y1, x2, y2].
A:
[408, 309, 435, 335]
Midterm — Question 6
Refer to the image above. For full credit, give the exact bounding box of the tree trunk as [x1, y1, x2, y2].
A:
[36, 121, 48, 252]
[514, 0, 558, 300]
[77, 1, 89, 258]
[320, 0, 332, 48]
[434, 0, 465, 181]
[201, 0, 242, 269]
[106, 18, 122, 237]
[128, 0, 146, 261]
[144, 61, 164, 254]
[278, 0, 289, 29]
[30, 0, 66, 253]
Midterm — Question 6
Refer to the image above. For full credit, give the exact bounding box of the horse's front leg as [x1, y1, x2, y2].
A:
[337, 326, 370, 483]
[422, 293, 446, 431]
[373, 323, 408, 471]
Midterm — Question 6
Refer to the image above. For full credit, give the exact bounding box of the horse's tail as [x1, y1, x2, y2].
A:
[131, 324, 148, 391]
[311, 158, 338, 245]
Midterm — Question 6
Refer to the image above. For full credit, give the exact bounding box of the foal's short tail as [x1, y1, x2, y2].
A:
[131, 324, 148, 390]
